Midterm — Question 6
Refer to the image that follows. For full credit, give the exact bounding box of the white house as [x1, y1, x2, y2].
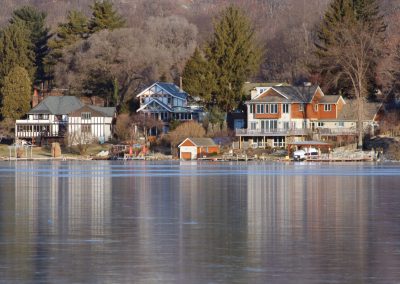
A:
[136, 82, 204, 132]
[15, 96, 116, 144]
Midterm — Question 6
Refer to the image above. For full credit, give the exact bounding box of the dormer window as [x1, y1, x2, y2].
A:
[81, 112, 91, 120]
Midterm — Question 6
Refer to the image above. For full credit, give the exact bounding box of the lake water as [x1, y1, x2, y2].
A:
[0, 161, 400, 283]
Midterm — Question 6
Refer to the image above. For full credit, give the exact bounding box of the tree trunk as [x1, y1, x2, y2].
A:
[357, 85, 364, 149]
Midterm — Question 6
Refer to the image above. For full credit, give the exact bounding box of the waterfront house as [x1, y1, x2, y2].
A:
[15, 96, 116, 144]
[236, 84, 382, 149]
[136, 82, 204, 133]
[178, 137, 220, 160]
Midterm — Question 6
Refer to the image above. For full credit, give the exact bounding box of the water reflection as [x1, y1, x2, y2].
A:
[0, 161, 399, 283]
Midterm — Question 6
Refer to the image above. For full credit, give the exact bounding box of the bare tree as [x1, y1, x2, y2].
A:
[318, 21, 384, 148]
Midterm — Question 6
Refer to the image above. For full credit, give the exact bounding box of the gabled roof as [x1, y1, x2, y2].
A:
[137, 98, 173, 112]
[69, 105, 116, 117]
[248, 85, 321, 103]
[88, 106, 116, 117]
[337, 101, 382, 121]
[319, 95, 343, 104]
[29, 96, 84, 115]
[136, 82, 188, 100]
[178, 137, 218, 148]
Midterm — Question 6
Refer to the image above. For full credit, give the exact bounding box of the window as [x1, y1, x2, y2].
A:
[302, 121, 307, 129]
[81, 124, 91, 133]
[314, 104, 318, 112]
[260, 104, 264, 113]
[265, 104, 270, 113]
[324, 104, 332, 111]
[270, 104, 278, 114]
[81, 112, 91, 120]
[299, 104, 304, 112]
[338, 122, 344, 127]
[250, 122, 257, 130]
[249, 105, 253, 114]
[282, 104, 289, 113]
[273, 137, 285, 147]
[283, 122, 290, 130]
[256, 104, 261, 114]
[317, 122, 325, 127]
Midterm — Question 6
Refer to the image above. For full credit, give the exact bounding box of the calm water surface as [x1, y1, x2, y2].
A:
[0, 161, 400, 283]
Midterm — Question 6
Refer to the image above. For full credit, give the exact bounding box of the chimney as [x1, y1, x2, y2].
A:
[32, 88, 39, 108]
[179, 76, 183, 91]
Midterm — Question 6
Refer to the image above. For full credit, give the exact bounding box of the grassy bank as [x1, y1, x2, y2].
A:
[0, 144, 111, 160]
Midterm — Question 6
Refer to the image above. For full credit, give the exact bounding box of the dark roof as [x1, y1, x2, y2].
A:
[242, 82, 288, 95]
[319, 96, 341, 104]
[337, 101, 382, 121]
[273, 86, 318, 103]
[182, 137, 218, 147]
[88, 106, 116, 117]
[29, 96, 84, 115]
[157, 82, 188, 100]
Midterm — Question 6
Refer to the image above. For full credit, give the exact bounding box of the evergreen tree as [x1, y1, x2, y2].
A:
[46, 10, 89, 81]
[0, 21, 35, 86]
[182, 48, 214, 106]
[10, 6, 50, 83]
[88, 0, 125, 33]
[206, 6, 260, 112]
[0, 66, 32, 120]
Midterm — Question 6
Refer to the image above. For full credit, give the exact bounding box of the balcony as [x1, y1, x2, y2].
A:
[235, 128, 311, 136]
[316, 127, 357, 136]
[235, 127, 358, 137]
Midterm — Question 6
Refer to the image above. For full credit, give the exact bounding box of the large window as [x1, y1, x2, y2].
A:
[324, 104, 332, 111]
[282, 104, 289, 113]
[81, 112, 91, 120]
[270, 104, 278, 114]
[273, 137, 285, 147]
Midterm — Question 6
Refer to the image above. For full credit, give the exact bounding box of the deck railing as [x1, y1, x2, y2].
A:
[235, 127, 357, 136]
[235, 128, 311, 136]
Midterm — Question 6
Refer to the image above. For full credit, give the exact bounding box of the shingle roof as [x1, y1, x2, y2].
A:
[337, 101, 382, 121]
[186, 137, 218, 147]
[319, 96, 341, 104]
[243, 82, 288, 95]
[88, 106, 116, 117]
[273, 86, 318, 103]
[157, 82, 188, 100]
[29, 96, 84, 115]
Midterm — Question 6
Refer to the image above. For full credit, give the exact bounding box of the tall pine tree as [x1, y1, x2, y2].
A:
[89, 0, 125, 33]
[0, 20, 35, 86]
[205, 6, 260, 112]
[10, 6, 50, 83]
[182, 48, 215, 107]
[46, 10, 89, 75]
[1, 66, 32, 120]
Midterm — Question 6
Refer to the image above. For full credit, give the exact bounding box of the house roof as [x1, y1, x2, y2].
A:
[273, 85, 319, 103]
[69, 105, 116, 117]
[248, 85, 320, 103]
[178, 137, 218, 148]
[319, 95, 342, 104]
[88, 106, 116, 117]
[337, 101, 382, 121]
[243, 82, 288, 96]
[29, 96, 84, 115]
[137, 82, 188, 100]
